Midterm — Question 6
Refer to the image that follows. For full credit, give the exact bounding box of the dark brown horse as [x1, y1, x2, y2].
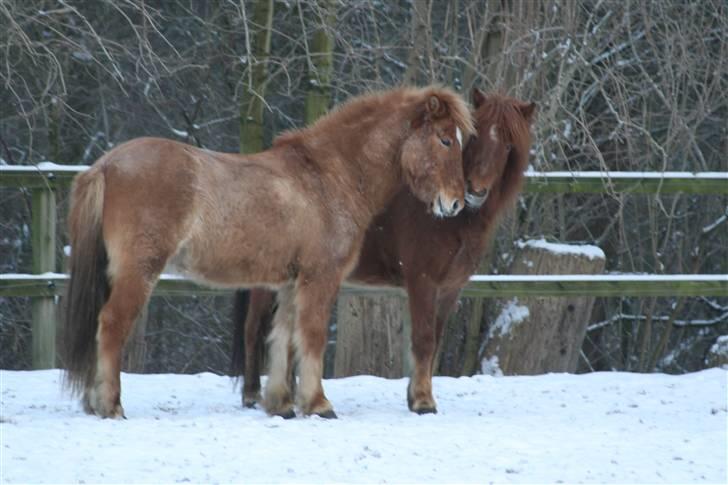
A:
[231, 89, 536, 413]
[62, 86, 473, 419]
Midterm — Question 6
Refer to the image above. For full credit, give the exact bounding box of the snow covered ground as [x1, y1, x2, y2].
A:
[1, 369, 726, 484]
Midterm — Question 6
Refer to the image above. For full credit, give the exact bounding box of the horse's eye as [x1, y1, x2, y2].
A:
[441, 138, 452, 147]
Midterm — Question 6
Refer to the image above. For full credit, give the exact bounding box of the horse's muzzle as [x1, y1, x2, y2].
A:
[433, 194, 463, 218]
[465, 188, 489, 209]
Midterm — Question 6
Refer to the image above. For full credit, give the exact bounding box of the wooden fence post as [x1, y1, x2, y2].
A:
[334, 293, 409, 378]
[480, 240, 606, 375]
[31, 187, 57, 369]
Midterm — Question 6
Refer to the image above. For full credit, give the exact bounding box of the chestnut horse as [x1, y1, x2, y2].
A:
[231, 89, 536, 413]
[62, 86, 474, 419]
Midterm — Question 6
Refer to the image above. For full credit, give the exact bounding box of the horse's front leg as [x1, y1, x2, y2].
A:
[292, 274, 340, 418]
[432, 288, 461, 373]
[405, 277, 439, 414]
[262, 284, 297, 418]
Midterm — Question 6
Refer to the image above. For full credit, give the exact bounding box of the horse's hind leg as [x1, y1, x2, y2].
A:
[243, 289, 276, 408]
[263, 284, 297, 418]
[85, 266, 157, 418]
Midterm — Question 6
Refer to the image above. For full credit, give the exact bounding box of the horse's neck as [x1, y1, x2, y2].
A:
[306, 124, 407, 221]
[462, 193, 506, 252]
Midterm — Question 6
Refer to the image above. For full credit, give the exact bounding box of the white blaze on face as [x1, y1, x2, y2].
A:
[489, 125, 499, 142]
[456, 127, 463, 149]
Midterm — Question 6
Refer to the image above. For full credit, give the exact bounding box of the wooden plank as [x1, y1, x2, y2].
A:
[0, 164, 84, 189]
[30, 189, 57, 369]
[524, 171, 728, 194]
[2, 274, 726, 298]
[2, 166, 727, 194]
[461, 275, 728, 298]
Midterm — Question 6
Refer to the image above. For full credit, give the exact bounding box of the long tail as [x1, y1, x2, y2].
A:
[61, 165, 109, 395]
[230, 290, 250, 377]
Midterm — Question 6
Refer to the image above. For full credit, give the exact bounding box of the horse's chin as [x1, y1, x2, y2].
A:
[465, 191, 488, 210]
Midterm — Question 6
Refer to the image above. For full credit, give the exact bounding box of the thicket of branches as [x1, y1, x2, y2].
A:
[1, 0, 726, 373]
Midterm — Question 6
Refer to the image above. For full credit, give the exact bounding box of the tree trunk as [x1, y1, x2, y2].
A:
[334, 294, 408, 378]
[240, 0, 274, 154]
[304, 0, 336, 123]
[481, 240, 606, 375]
[403, 0, 431, 85]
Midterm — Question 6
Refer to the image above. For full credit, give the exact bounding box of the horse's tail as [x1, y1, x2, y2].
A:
[61, 165, 110, 394]
[230, 290, 250, 377]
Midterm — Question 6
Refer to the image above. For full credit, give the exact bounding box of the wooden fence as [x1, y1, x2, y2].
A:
[1, 164, 727, 369]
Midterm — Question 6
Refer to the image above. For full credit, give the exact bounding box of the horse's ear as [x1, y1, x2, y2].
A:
[472, 88, 486, 108]
[426, 95, 447, 118]
[519, 102, 537, 121]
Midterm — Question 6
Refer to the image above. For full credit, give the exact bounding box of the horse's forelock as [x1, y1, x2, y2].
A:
[473, 94, 535, 205]
[476, 95, 533, 164]
[423, 87, 475, 138]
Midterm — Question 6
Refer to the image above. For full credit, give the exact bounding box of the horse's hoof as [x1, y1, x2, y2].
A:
[102, 402, 126, 419]
[315, 409, 338, 419]
[82, 395, 95, 415]
[276, 408, 297, 419]
[407, 390, 438, 415]
[242, 391, 260, 408]
[83, 390, 125, 418]
[414, 405, 437, 415]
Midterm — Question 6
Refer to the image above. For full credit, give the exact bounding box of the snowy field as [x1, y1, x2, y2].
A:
[1, 369, 726, 484]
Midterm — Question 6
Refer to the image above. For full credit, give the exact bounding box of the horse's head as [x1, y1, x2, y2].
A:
[401, 88, 473, 218]
[463, 88, 536, 210]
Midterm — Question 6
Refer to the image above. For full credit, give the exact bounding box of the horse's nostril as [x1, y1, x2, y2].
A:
[452, 200, 460, 212]
[470, 187, 488, 197]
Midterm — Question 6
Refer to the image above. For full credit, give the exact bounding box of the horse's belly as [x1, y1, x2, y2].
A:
[168, 167, 334, 287]
[171, 232, 297, 288]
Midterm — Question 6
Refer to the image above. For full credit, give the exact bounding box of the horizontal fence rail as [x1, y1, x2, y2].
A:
[2, 273, 726, 298]
[1, 163, 727, 193]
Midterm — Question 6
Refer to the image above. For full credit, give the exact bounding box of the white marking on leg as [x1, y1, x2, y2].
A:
[266, 310, 294, 392]
[264, 289, 296, 409]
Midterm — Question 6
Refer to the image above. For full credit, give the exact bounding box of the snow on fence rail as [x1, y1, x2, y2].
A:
[2, 163, 728, 193]
[1, 163, 727, 368]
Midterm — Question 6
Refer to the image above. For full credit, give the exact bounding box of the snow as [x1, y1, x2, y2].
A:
[1, 370, 725, 484]
[516, 238, 606, 260]
[468, 274, 727, 282]
[480, 355, 503, 377]
[707, 336, 728, 363]
[488, 298, 530, 339]
[525, 170, 728, 180]
[0, 272, 67, 280]
[0, 162, 89, 172]
[2, 273, 724, 284]
[2, 164, 726, 181]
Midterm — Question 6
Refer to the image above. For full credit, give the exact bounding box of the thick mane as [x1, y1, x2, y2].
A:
[478, 94, 534, 208]
[417, 85, 475, 137]
[272, 86, 474, 148]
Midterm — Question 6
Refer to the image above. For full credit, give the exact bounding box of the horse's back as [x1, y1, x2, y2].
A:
[96, 138, 326, 287]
